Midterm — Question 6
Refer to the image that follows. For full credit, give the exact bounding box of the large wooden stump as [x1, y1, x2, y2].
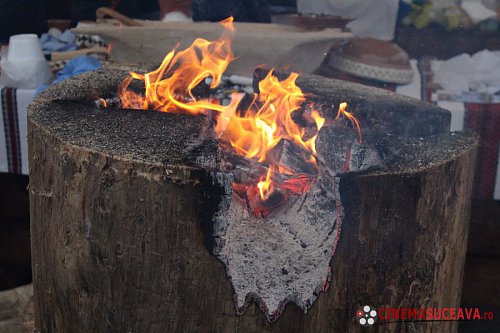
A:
[28, 68, 478, 332]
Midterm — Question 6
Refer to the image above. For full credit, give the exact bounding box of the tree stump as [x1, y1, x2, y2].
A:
[28, 68, 478, 333]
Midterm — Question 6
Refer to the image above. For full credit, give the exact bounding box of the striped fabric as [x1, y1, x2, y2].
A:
[0, 86, 34, 175]
[495, 146, 500, 201]
[465, 103, 500, 200]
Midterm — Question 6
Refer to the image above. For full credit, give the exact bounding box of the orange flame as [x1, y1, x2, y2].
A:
[116, 17, 362, 205]
[257, 167, 274, 201]
[215, 70, 326, 200]
[336, 102, 362, 143]
[215, 70, 325, 162]
[119, 17, 240, 114]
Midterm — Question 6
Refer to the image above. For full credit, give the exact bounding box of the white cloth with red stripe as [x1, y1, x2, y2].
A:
[0, 86, 36, 175]
[397, 58, 500, 200]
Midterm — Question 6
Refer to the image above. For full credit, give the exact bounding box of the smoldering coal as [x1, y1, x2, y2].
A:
[212, 172, 342, 320]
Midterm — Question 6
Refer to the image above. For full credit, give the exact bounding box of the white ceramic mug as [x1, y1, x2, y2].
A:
[1, 34, 52, 89]
[7, 34, 45, 61]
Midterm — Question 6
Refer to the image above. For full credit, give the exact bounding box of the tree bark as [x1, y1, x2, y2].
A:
[28, 68, 478, 332]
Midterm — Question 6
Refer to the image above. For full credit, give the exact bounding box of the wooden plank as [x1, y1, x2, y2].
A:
[73, 21, 353, 76]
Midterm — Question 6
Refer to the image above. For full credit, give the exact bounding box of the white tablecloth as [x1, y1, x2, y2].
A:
[0, 86, 36, 175]
[397, 59, 500, 200]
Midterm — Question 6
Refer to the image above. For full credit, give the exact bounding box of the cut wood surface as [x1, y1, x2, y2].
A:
[28, 69, 478, 332]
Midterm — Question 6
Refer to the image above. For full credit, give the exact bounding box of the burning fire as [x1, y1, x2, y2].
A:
[119, 17, 238, 114]
[214, 69, 328, 204]
[115, 17, 361, 211]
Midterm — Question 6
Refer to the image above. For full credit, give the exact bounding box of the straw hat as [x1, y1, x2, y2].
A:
[326, 38, 414, 84]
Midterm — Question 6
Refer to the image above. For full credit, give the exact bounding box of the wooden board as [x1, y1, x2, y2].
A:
[73, 20, 353, 76]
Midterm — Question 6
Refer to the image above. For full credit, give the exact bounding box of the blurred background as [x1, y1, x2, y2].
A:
[0, 0, 499, 332]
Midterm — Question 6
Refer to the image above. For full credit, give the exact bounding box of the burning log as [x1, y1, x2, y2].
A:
[94, 96, 122, 109]
[28, 68, 477, 333]
[273, 139, 319, 176]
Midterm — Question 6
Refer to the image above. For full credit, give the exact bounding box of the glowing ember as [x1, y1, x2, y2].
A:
[98, 98, 108, 107]
[114, 17, 362, 211]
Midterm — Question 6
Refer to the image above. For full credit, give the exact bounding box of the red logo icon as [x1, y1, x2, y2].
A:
[357, 305, 378, 326]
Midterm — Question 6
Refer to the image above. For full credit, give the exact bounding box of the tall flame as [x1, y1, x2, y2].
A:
[215, 71, 325, 162]
[119, 17, 240, 114]
[116, 18, 361, 207]
[214, 69, 327, 201]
